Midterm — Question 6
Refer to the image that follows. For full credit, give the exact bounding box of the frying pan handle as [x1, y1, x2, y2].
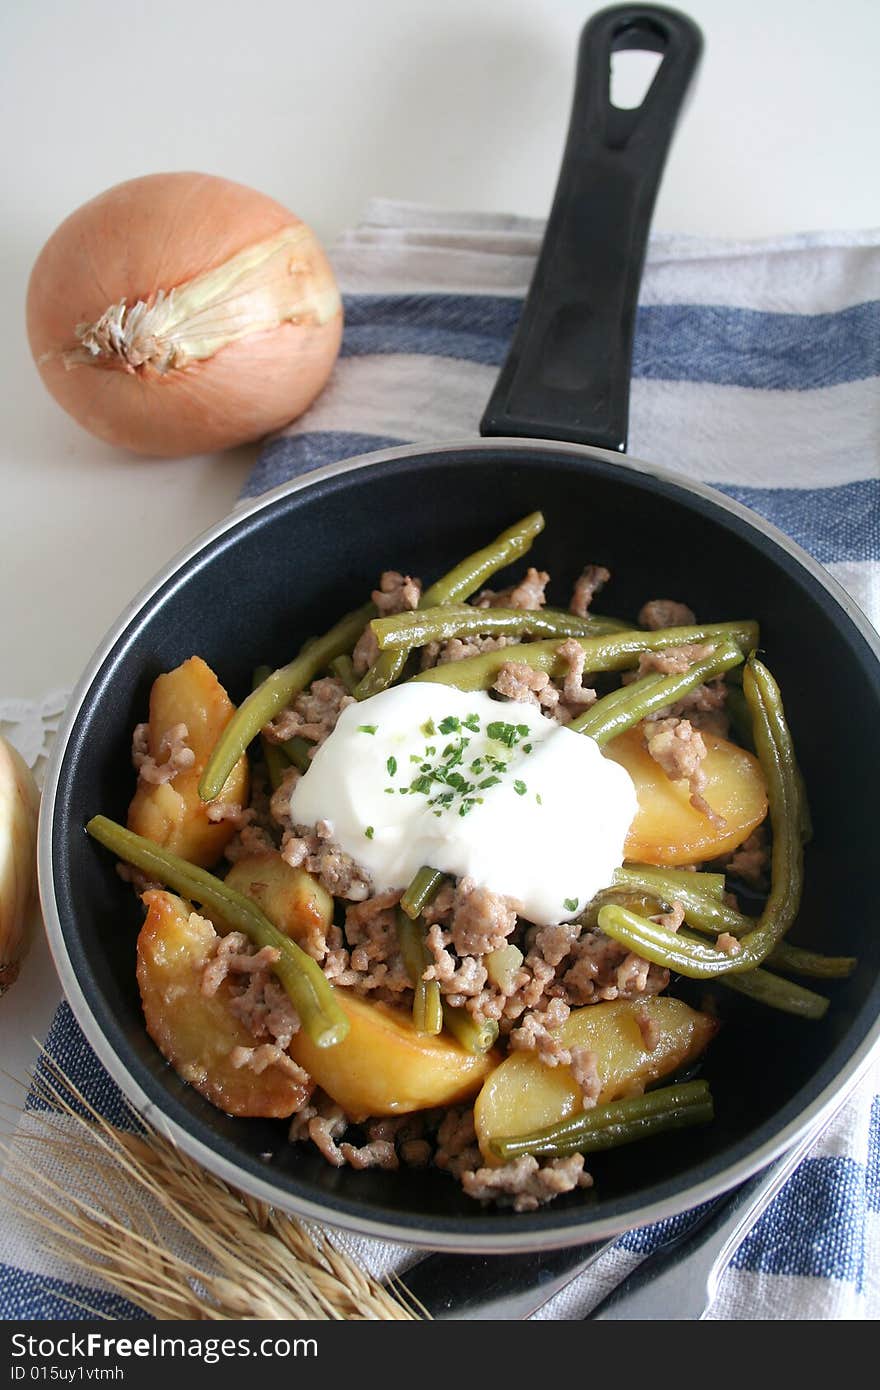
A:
[480, 5, 702, 453]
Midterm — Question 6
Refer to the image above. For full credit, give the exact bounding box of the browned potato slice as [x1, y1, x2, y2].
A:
[604, 726, 767, 865]
[127, 656, 249, 867]
[224, 852, 333, 955]
[474, 997, 717, 1162]
[137, 889, 305, 1118]
[290, 992, 497, 1122]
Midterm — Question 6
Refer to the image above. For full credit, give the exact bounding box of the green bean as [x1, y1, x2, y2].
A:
[281, 736, 312, 773]
[395, 909, 443, 1035]
[253, 667, 288, 792]
[596, 658, 806, 976]
[569, 639, 745, 743]
[614, 864, 726, 902]
[491, 1081, 714, 1162]
[400, 866, 445, 921]
[86, 816, 349, 1049]
[329, 654, 358, 694]
[612, 865, 855, 979]
[413, 622, 759, 693]
[199, 602, 374, 801]
[354, 512, 546, 700]
[715, 967, 828, 1020]
[371, 604, 626, 653]
[442, 1003, 499, 1055]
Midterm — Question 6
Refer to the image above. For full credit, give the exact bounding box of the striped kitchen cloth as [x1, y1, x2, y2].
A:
[2, 201, 879, 1320]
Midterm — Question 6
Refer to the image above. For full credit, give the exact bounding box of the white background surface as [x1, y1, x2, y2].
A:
[1, 1, 878, 1139]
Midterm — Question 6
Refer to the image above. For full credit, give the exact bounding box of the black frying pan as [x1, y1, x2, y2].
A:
[39, 6, 880, 1253]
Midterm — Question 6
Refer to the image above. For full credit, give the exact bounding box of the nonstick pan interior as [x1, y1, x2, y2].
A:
[43, 439, 880, 1249]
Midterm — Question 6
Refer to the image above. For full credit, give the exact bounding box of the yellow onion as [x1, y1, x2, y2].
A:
[26, 172, 343, 457]
[0, 736, 40, 995]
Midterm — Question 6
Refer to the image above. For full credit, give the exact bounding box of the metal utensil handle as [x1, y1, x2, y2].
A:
[586, 1105, 844, 1320]
[480, 4, 703, 452]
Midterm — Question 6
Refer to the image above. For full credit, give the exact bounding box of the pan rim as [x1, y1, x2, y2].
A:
[38, 435, 880, 1252]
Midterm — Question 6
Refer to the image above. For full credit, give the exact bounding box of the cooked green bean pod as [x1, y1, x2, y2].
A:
[569, 638, 744, 743]
[715, 967, 828, 1020]
[413, 621, 759, 693]
[253, 667, 289, 792]
[400, 866, 445, 921]
[86, 816, 349, 1049]
[371, 604, 625, 653]
[280, 736, 312, 773]
[329, 654, 358, 694]
[612, 865, 855, 979]
[199, 602, 374, 801]
[614, 864, 726, 902]
[354, 511, 546, 700]
[442, 1004, 499, 1055]
[395, 909, 443, 1035]
[491, 1080, 714, 1162]
[597, 658, 805, 976]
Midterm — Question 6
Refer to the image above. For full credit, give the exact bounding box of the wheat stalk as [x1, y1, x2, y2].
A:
[1, 1050, 420, 1321]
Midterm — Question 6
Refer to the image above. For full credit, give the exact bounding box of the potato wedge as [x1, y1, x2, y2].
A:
[290, 992, 496, 1122]
[604, 726, 767, 865]
[224, 852, 333, 956]
[474, 997, 717, 1162]
[137, 889, 306, 1118]
[128, 656, 249, 867]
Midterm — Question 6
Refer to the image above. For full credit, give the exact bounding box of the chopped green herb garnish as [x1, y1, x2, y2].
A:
[365, 826, 375, 839]
[536, 793, 543, 805]
[479, 775, 502, 790]
[385, 788, 395, 795]
[439, 715, 461, 734]
[463, 713, 481, 732]
[564, 897, 579, 913]
[514, 780, 527, 796]
[358, 724, 378, 735]
[516, 724, 530, 737]
[387, 755, 397, 777]
[522, 742, 533, 754]
[421, 719, 436, 737]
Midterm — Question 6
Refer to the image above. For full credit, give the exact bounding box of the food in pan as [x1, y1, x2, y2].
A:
[88, 511, 855, 1210]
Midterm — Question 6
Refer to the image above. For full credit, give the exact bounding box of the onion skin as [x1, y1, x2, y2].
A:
[26, 172, 343, 457]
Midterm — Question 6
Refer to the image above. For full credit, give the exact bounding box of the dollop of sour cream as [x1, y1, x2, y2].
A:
[289, 685, 637, 927]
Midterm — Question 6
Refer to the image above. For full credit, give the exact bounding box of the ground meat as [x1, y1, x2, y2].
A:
[635, 1008, 661, 1051]
[290, 1097, 350, 1167]
[638, 643, 714, 676]
[638, 599, 697, 630]
[279, 821, 372, 901]
[434, 1107, 482, 1179]
[329, 890, 412, 998]
[264, 676, 354, 752]
[475, 566, 549, 611]
[205, 801, 254, 827]
[421, 634, 511, 669]
[643, 717, 725, 827]
[509, 998, 572, 1068]
[559, 930, 669, 1006]
[616, 953, 652, 995]
[492, 661, 559, 715]
[717, 932, 741, 956]
[423, 925, 488, 1002]
[570, 564, 610, 617]
[662, 680, 730, 737]
[460, 1154, 592, 1212]
[352, 624, 379, 677]
[230, 1043, 311, 1086]
[223, 821, 277, 863]
[268, 765, 302, 833]
[132, 721, 195, 785]
[351, 571, 422, 675]
[373, 570, 422, 616]
[421, 880, 456, 927]
[450, 876, 518, 956]
[201, 932, 281, 997]
[399, 1139, 433, 1168]
[556, 638, 598, 709]
[651, 900, 685, 933]
[570, 1047, 602, 1109]
[719, 829, 769, 889]
[338, 1140, 400, 1171]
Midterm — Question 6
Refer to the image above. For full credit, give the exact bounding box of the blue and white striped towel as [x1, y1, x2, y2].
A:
[2, 201, 878, 1320]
